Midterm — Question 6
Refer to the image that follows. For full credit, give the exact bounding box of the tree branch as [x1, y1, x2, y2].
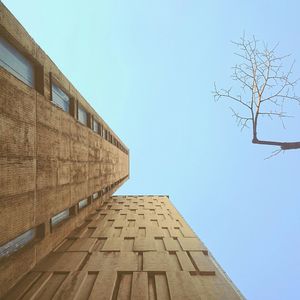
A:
[214, 34, 300, 153]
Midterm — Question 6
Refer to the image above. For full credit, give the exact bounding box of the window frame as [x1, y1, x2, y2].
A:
[0, 33, 44, 94]
[0, 224, 44, 258]
[50, 73, 71, 113]
[77, 103, 88, 126]
[78, 198, 88, 210]
[0, 35, 35, 88]
[93, 118, 99, 133]
[92, 192, 99, 200]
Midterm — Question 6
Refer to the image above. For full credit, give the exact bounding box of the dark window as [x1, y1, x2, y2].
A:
[99, 124, 103, 137]
[51, 83, 70, 112]
[0, 37, 34, 87]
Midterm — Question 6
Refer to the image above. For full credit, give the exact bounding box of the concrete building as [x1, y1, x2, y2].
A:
[0, 3, 243, 299]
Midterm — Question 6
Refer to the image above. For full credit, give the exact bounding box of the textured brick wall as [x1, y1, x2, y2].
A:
[0, 3, 129, 296]
[3, 195, 243, 299]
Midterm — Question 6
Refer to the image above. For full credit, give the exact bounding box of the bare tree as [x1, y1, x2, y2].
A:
[214, 34, 300, 153]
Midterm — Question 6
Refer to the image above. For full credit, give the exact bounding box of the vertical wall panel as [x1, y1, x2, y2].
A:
[5, 195, 242, 298]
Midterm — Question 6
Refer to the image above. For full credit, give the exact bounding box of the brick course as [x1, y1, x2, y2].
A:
[0, 2, 129, 296]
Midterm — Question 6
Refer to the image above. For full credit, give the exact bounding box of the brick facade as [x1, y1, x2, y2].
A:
[3, 195, 243, 299]
[0, 3, 129, 296]
[0, 3, 243, 299]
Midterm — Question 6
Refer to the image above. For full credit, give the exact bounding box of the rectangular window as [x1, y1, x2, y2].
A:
[78, 104, 88, 125]
[99, 124, 103, 137]
[51, 82, 70, 112]
[93, 119, 99, 133]
[51, 209, 70, 227]
[0, 37, 35, 87]
[0, 228, 36, 257]
[78, 198, 88, 209]
[92, 192, 99, 200]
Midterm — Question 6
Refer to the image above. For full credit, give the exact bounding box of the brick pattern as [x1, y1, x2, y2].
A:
[0, 3, 129, 296]
[0, 3, 243, 299]
[4, 196, 243, 299]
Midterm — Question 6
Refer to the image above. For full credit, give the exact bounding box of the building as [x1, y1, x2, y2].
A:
[0, 3, 243, 299]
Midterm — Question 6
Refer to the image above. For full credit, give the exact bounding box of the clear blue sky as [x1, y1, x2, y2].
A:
[3, 1, 300, 299]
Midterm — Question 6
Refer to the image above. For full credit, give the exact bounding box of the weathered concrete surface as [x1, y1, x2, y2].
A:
[0, 2, 129, 296]
[3, 195, 244, 300]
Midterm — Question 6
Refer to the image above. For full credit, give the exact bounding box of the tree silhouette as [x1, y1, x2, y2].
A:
[214, 35, 300, 155]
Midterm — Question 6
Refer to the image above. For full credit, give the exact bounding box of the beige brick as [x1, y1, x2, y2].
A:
[0, 157, 35, 197]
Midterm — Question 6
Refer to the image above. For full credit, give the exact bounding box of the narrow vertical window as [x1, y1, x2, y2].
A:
[0, 37, 34, 87]
[93, 119, 99, 133]
[51, 83, 70, 112]
[99, 124, 103, 137]
[78, 104, 88, 125]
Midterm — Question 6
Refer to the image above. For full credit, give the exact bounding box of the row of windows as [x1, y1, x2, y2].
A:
[0, 35, 128, 155]
[50, 176, 127, 230]
[52, 77, 128, 153]
[0, 176, 128, 258]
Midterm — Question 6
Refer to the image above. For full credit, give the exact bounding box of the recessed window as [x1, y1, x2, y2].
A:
[93, 119, 99, 133]
[99, 124, 103, 137]
[0, 36, 34, 87]
[78, 104, 88, 125]
[78, 198, 88, 209]
[0, 228, 36, 257]
[51, 208, 70, 227]
[51, 82, 70, 112]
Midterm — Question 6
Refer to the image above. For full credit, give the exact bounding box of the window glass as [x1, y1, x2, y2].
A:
[78, 198, 88, 209]
[52, 83, 70, 112]
[0, 228, 36, 257]
[99, 124, 103, 136]
[51, 209, 70, 226]
[0, 37, 34, 87]
[78, 105, 87, 125]
[93, 119, 98, 133]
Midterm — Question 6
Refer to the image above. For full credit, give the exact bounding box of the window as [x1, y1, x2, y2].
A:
[78, 198, 88, 209]
[92, 192, 99, 200]
[99, 124, 103, 137]
[78, 104, 88, 125]
[51, 208, 70, 227]
[0, 228, 36, 257]
[51, 82, 70, 112]
[93, 119, 99, 133]
[0, 36, 34, 87]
